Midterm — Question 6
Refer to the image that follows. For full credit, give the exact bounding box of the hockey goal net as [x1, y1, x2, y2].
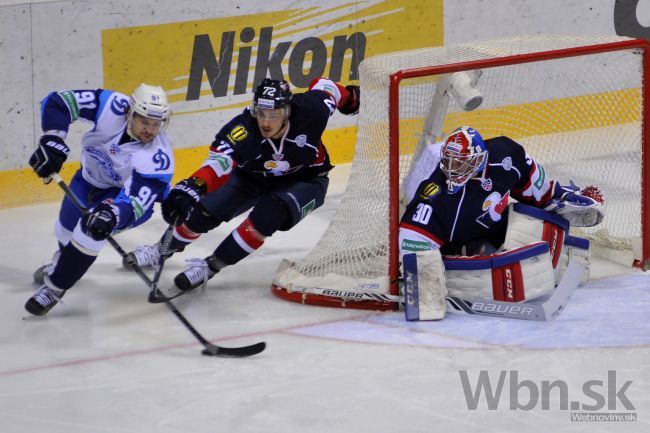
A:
[272, 35, 650, 310]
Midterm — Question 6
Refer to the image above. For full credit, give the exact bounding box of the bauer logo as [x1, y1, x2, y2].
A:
[101, 1, 443, 116]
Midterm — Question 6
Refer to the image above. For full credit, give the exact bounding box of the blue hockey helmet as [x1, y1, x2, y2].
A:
[440, 126, 487, 193]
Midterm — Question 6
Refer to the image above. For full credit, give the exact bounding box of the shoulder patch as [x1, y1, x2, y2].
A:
[419, 182, 440, 199]
[57, 91, 80, 121]
[228, 125, 248, 142]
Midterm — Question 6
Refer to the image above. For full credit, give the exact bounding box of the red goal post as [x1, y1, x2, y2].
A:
[272, 35, 650, 310]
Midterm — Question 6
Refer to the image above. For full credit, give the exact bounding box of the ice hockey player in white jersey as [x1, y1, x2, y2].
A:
[25, 84, 175, 316]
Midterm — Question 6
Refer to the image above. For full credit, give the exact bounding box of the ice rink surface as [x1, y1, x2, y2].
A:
[0, 164, 648, 432]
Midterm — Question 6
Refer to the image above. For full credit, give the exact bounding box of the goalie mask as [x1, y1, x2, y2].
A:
[127, 83, 171, 142]
[440, 126, 487, 194]
[251, 78, 292, 119]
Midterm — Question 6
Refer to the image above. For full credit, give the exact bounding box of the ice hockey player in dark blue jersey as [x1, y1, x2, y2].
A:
[25, 84, 175, 316]
[400, 126, 604, 256]
[125, 77, 360, 292]
[398, 126, 605, 321]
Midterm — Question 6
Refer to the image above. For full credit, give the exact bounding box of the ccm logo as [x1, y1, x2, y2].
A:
[505, 268, 514, 300]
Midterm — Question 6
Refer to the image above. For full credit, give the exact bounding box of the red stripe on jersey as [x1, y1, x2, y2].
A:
[399, 222, 445, 247]
[309, 140, 327, 167]
[308, 77, 347, 106]
[192, 165, 232, 193]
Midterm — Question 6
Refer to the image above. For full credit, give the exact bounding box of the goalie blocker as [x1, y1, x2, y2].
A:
[404, 203, 590, 321]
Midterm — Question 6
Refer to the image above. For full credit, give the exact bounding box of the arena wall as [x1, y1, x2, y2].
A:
[0, 0, 647, 207]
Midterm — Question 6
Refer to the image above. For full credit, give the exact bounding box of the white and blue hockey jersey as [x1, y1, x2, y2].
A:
[40, 89, 174, 230]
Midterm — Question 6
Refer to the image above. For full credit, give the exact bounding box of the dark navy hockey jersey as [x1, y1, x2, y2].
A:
[194, 88, 335, 191]
[400, 136, 556, 255]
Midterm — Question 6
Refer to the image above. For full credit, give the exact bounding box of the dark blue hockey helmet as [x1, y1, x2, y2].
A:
[251, 78, 292, 118]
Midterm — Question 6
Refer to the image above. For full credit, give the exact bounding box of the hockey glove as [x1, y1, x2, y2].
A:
[338, 85, 360, 115]
[544, 180, 605, 227]
[83, 202, 119, 241]
[161, 178, 207, 225]
[28, 135, 70, 181]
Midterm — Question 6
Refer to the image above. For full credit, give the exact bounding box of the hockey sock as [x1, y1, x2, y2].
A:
[168, 223, 200, 252]
[48, 241, 98, 290]
[213, 218, 266, 266]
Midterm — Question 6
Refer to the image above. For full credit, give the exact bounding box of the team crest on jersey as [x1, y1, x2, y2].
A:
[419, 182, 440, 199]
[264, 160, 290, 172]
[152, 149, 171, 171]
[85, 147, 121, 182]
[481, 178, 492, 191]
[228, 126, 248, 142]
[294, 134, 307, 147]
[501, 156, 513, 171]
[110, 96, 129, 116]
[476, 191, 510, 227]
[109, 143, 120, 155]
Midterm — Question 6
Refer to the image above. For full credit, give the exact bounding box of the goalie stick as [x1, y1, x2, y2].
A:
[48, 173, 266, 358]
[287, 261, 582, 321]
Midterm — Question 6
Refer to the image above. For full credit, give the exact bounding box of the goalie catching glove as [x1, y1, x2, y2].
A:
[544, 180, 604, 227]
[28, 135, 70, 181]
[161, 178, 207, 225]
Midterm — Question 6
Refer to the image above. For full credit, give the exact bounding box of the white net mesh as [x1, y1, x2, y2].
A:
[273, 35, 645, 298]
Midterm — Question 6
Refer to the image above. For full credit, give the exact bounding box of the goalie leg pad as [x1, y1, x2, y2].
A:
[503, 203, 592, 284]
[558, 235, 591, 284]
[403, 249, 447, 321]
[444, 242, 556, 302]
[502, 203, 572, 284]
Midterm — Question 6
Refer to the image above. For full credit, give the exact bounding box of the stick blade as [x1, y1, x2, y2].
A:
[201, 341, 266, 358]
[148, 289, 186, 304]
[541, 261, 582, 320]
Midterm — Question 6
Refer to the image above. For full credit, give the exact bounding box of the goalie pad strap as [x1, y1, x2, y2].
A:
[542, 220, 565, 268]
[491, 262, 524, 302]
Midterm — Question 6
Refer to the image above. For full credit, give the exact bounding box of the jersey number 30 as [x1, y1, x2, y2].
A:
[412, 203, 433, 224]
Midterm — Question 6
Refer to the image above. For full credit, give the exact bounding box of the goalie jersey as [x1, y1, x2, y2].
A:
[40, 89, 174, 230]
[400, 136, 557, 255]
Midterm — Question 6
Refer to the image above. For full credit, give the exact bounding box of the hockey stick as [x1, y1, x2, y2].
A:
[146, 222, 176, 303]
[48, 173, 266, 357]
[287, 262, 582, 321]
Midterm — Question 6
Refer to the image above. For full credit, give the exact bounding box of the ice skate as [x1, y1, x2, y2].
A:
[32, 250, 61, 286]
[25, 281, 66, 316]
[123, 244, 161, 270]
[174, 256, 223, 292]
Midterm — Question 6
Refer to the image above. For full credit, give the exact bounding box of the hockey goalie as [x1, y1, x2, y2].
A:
[399, 126, 605, 320]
